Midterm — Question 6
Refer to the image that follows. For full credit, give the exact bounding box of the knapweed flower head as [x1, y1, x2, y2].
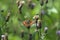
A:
[56, 30, 60, 36]
[28, 0, 35, 9]
[41, 9, 45, 15]
[29, 3, 35, 9]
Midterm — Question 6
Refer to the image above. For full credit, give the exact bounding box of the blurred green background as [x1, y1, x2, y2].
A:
[0, 0, 60, 40]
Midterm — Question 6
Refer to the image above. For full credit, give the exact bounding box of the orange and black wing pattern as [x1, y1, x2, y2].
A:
[23, 20, 34, 27]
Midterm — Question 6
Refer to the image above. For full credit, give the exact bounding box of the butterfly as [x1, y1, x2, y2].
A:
[23, 20, 34, 28]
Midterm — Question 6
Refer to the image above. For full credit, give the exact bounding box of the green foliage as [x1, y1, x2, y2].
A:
[0, 0, 60, 40]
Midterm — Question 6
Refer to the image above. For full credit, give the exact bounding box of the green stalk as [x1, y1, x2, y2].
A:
[57, 1, 60, 40]
[36, 20, 40, 40]
[58, 7, 60, 30]
[28, 28, 30, 40]
[0, 27, 1, 40]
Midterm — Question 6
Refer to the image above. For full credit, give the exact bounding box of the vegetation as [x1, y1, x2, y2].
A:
[0, 0, 60, 40]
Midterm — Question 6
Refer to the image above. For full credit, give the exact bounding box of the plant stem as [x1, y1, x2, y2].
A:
[28, 28, 30, 40]
[0, 27, 1, 40]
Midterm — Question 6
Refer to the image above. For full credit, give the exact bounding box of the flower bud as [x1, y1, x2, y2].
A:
[29, 3, 35, 9]
[41, 9, 45, 15]
[44, 27, 48, 33]
[17, 0, 25, 14]
[5, 33, 8, 40]
[56, 30, 60, 36]
[29, 33, 32, 40]
[46, 0, 48, 4]
[33, 14, 39, 20]
[1, 34, 5, 40]
[36, 20, 42, 29]
[21, 30, 24, 38]
[16, 0, 25, 6]
[1, 9, 4, 12]
[40, 0, 44, 6]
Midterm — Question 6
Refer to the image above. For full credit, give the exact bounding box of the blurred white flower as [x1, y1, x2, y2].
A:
[35, 29, 39, 32]
[51, 7, 58, 13]
[41, 33, 45, 39]
[33, 14, 39, 20]
[1, 35, 5, 37]
[48, 7, 58, 14]
[44, 27, 48, 33]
